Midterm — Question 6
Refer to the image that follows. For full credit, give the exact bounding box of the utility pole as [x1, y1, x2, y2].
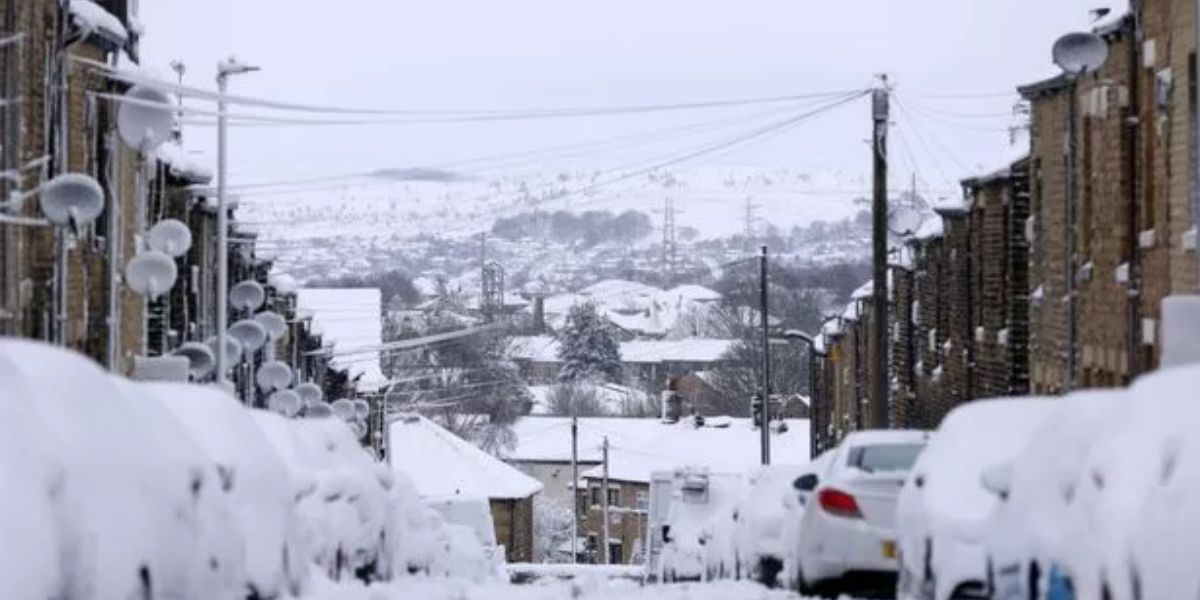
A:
[601, 435, 611, 565]
[571, 405, 579, 564]
[759, 245, 771, 465]
[215, 57, 259, 389]
[870, 75, 891, 429]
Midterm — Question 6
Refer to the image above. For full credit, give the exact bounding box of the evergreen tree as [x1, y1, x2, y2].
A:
[557, 302, 623, 384]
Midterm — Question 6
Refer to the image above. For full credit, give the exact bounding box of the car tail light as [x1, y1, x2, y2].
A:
[818, 488, 863, 519]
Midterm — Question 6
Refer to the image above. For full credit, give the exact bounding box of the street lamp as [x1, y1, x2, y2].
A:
[214, 57, 259, 389]
[780, 329, 821, 458]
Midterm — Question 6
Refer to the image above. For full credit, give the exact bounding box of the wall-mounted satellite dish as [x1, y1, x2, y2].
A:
[254, 311, 288, 340]
[229, 280, 266, 312]
[205, 335, 243, 368]
[331, 398, 356, 421]
[39, 173, 104, 227]
[117, 84, 176, 152]
[228, 319, 267, 353]
[306, 403, 333, 419]
[125, 251, 178, 300]
[353, 399, 370, 420]
[148, 219, 193, 258]
[295, 382, 323, 406]
[267, 273, 298, 296]
[1053, 32, 1110, 75]
[256, 360, 293, 392]
[888, 205, 926, 237]
[348, 420, 366, 440]
[268, 389, 302, 418]
[174, 341, 216, 380]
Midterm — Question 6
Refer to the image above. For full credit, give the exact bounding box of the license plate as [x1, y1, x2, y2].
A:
[881, 540, 896, 559]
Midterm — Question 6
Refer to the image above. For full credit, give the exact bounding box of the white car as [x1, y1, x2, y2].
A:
[781, 449, 835, 591]
[1061, 364, 1200, 600]
[982, 390, 1125, 600]
[897, 399, 1053, 600]
[794, 429, 930, 596]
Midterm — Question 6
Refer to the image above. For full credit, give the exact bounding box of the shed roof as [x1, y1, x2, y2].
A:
[390, 415, 543, 500]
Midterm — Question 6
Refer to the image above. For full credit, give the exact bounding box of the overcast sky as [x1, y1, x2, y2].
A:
[141, 0, 1115, 197]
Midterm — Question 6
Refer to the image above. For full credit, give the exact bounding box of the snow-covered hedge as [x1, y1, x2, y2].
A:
[0, 340, 497, 600]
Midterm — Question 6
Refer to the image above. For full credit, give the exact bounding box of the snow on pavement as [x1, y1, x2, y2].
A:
[302, 578, 804, 600]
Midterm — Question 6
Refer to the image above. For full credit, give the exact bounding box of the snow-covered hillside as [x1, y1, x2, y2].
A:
[239, 165, 872, 284]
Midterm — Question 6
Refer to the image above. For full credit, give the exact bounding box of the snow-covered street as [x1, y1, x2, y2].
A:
[304, 577, 800, 600]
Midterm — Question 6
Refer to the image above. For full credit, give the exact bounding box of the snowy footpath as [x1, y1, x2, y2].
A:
[302, 577, 803, 600]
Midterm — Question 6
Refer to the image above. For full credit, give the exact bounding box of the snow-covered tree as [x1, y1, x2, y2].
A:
[533, 495, 575, 563]
[556, 302, 623, 384]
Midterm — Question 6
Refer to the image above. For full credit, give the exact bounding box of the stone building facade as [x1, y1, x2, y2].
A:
[815, 5, 1199, 442]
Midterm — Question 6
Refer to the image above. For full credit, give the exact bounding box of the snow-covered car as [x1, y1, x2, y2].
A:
[1126, 364, 1200, 600]
[0, 346, 77, 600]
[291, 417, 397, 582]
[0, 341, 226, 600]
[114, 378, 247, 600]
[658, 469, 748, 582]
[142, 382, 308, 598]
[981, 390, 1125, 600]
[781, 449, 835, 591]
[728, 463, 813, 587]
[896, 399, 1054, 600]
[794, 429, 930, 596]
[1060, 364, 1200, 600]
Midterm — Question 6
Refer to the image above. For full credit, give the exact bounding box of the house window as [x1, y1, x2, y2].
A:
[608, 541, 623, 565]
[607, 488, 621, 506]
[635, 491, 648, 511]
[590, 486, 602, 506]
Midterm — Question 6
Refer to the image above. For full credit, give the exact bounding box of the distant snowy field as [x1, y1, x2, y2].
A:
[238, 165, 870, 245]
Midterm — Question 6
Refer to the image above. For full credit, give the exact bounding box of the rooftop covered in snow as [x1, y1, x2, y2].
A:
[390, 415, 543, 500]
[296, 288, 386, 392]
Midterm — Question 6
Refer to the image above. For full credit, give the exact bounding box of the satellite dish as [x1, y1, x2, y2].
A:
[117, 84, 176, 151]
[348, 420, 366, 440]
[267, 272, 298, 295]
[1053, 32, 1110, 75]
[306, 403, 333, 419]
[125, 251, 178, 300]
[888, 205, 926, 237]
[295, 382, 323, 406]
[256, 360, 293, 392]
[39, 173, 104, 227]
[228, 319, 267, 354]
[268, 389, 302, 418]
[204, 335, 243, 368]
[331, 398, 356, 421]
[229, 280, 266, 312]
[254, 311, 288, 340]
[147, 219, 192, 258]
[174, 341, 215, 379]
[353, 399, 371, 420]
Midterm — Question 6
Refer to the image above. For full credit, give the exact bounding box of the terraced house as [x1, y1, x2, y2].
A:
[813, 1, 1200, 443]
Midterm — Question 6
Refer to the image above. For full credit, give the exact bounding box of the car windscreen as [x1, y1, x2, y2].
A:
[846, 443, 925, 473]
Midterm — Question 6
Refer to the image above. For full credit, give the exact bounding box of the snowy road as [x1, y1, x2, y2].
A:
[303, 578, 806, 600]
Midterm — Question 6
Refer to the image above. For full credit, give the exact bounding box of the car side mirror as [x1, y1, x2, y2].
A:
[793, 473, 819, 492]
[980, 462, 1014, 501]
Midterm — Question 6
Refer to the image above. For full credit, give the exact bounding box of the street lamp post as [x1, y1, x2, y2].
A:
[215, 57, 259, 388]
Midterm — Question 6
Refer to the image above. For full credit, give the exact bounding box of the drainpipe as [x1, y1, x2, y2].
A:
[1, 0, 19, 336]
[1066, 79, 1080, 391]
[1127, 10, 1143, 381]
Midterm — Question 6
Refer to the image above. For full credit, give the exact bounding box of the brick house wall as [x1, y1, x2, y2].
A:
[579, 478, 650, 565]
[491, 496, 535, 563]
